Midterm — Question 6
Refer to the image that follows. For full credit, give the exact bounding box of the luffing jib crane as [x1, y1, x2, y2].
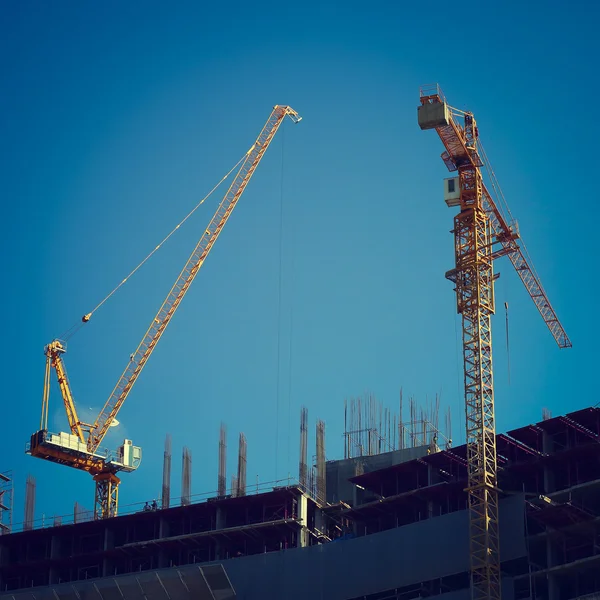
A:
[418, 85, 570, 600]
[28, 105, 302, 519]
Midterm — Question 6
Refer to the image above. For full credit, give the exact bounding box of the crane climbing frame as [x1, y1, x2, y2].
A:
[28, 105, 302, 520]
[418, 84, 570, 600]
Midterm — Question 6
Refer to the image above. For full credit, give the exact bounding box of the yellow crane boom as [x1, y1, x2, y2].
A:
[89, 105, 302, 452]
[29, 105, 302, 519]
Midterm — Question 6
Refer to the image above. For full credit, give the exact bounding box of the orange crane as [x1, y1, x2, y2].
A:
[28, 105, 302, 519]
[418, 85, 570, 600]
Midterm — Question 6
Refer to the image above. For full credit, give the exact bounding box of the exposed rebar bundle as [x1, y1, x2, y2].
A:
[181, 446, 192, 506]
[344, 391, 451, 458]
[237, 433, 247, 497]
[218, 423, 227, 497]
[299, 407, 308, 491]
[316, 420, 326, 504]
[162, 434, 172, 509]
[23, 475, 36, 531]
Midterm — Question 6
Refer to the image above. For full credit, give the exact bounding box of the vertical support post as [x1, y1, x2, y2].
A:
[296, 493, 309, 548]
[316, 420, 326, 505]
[94, 472, 120, 519]
[237, 433, 247, 497]
[102, 527, 115, 576]
[49, 532, 60, 583]
[162, 434, 172, 509]
[181, 447, 192, 506]
[218, 423, 227, 497]
[299, 407, 308, 491]
[23, 474, 36, 531]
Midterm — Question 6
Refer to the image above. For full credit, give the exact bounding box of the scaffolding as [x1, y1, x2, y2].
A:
[0, 471, 13, 535]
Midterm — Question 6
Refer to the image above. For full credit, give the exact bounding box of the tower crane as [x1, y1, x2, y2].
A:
[417, 85, 570, 600]
[28, 105, 302, 520]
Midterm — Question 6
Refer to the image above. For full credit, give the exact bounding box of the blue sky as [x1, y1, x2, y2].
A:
[1, 0, 597, 526]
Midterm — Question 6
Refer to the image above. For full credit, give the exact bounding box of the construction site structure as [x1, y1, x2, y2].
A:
[27, 105, 302, 520]
[236, 434, 247, 498]
[0, 472, 13, 536]
[23, 476, 36, 532]
[181, 447, 192, 507]
[3, 405, 600, 600]
[418, 84, 571, 600]
[161, 434, 172, 510]
[218, 423, 227, 498]
[344, 392, 450, 459]
[299, 407, 308, 491]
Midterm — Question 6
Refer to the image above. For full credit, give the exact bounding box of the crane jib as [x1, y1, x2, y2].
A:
[88, 106, 300, 452]
[33, 106, 301, 519]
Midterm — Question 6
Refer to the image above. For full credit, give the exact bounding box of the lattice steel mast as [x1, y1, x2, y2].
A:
[418, 85, 570, 600]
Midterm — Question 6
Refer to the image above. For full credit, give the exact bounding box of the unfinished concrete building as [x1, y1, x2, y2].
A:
[1, 406, 600, 599]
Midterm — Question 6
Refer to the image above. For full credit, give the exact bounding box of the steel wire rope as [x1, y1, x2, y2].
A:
[59, 153, 248, 342]
[282, 124, 294, 477]
[275, 127, 285, 479]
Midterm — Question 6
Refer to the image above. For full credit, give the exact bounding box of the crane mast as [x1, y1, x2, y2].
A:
[29, 105, 302, 520]
[451, 112, 501, 600]
[418, 85, 570, 600]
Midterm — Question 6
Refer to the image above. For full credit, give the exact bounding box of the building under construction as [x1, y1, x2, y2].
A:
[4, 90, 578, 600]
[2, 401, 600, 600]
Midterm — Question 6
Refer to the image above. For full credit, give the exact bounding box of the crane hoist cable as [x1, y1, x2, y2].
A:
[59, 151, 249, 342]
[505, 301, 511, 385]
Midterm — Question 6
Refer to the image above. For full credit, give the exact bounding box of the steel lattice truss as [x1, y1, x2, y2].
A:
[419, 85, 570, 600]
[94, 472, 119, 519]
[453, 180, 501, 600]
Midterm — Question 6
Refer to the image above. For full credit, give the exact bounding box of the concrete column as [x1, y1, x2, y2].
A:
[49, 535, 60, 584]
[159, 516, 170, 538]
[102, 528, 115, 576]
[542, 432, 555, 493]
[215, 506, 226, 560]
[427, 465, 434, 518]
[296, 495, 309, 548]
[546, 534, 559, 600]
[158, 517, 170, 568]
[314, 503, 326, 533]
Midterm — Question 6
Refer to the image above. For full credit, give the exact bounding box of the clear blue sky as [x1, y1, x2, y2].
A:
[1, 0, 596, 526]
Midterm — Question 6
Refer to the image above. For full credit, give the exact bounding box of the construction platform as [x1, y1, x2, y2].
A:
[2, 407, 600, 600]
